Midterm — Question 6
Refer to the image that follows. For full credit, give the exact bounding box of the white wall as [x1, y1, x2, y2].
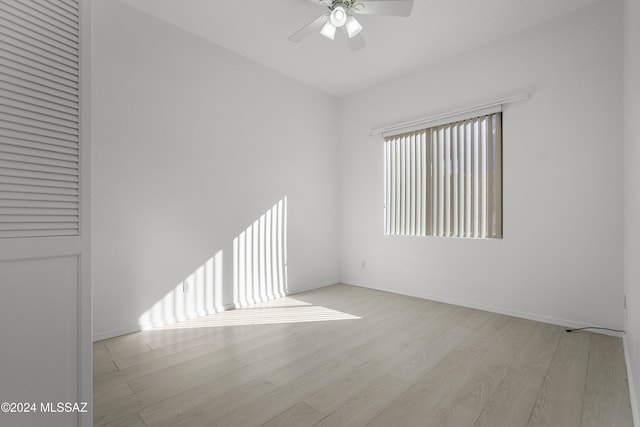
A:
[93, 0, 339, 339]
[338, 0, 624, 330]
[624, 0, 640, 421]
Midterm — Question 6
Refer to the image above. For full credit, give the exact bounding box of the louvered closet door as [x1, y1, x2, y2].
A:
[0, 0, 80, 239]
[0, 1, 91, 427]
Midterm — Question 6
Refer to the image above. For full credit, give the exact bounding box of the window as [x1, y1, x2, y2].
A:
[384, 113, 502, 239]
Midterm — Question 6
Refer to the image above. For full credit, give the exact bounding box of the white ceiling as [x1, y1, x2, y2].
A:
[120, 0, 601, 97]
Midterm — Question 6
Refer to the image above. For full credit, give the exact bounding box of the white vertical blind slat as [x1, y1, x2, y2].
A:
[494, 113, 503, 238]
[404, 134, 409, 235]
[404, 134, 410, 235]
[384, 139, 388, 234]
[465, 121, 471, 237]
[473, 118, 480, 238]
[417, 132, 423, 235]
[481, 117, 488, 238]
[438, 128, 444, 236]
[458, 126, 463, 237]
[446, 125, 455, 236]
[444, 126, 451, 236]
[394, 138, 400, 234]
[401, 136, 406, 235]
[431, 129, 438, 235]
[425, 130, 432, 236]
[489, 117, 495, 238]
[399, 135, 403, 235]
[432, 129, 437, 235]
[452, 126, 458, 236]
[391, 139, 396, 234]
[410, 133, 416, 235]
[389, 139, 395, 234]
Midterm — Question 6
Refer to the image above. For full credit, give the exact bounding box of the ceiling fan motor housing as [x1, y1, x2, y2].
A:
[330, 4, 348, 27]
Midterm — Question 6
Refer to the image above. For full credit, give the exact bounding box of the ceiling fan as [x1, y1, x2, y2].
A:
[288, 0, 413, 51]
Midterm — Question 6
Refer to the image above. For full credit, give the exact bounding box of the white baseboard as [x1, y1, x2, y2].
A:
[206, 304, 235, 315]
[217, 303, 236, 311]
[93, 281, 339, 341]
[234, 292, 287, 309]
[93, 325, 141, 342]
[624, 336, 640, 427]
[340, 280, 624, 337]
[287, 279, 339, 296]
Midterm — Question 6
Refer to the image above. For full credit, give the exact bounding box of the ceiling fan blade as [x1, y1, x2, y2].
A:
[353, 0, 413, 17]
[347, 32, 366, 52]
[306, 0, 332, 6]
[288, 13, 330, 43]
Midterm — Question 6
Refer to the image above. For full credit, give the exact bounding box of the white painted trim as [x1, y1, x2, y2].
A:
[624, 336, 640, 426]
[93, 282, 339, 340]
[340, 280, 625, 337]
[78, 1, 93, 425]
[369, 93, 530, 137]
[204, 304, 235, 316]
[93, 326, 141, 342]
[135, 298, 241, 333]
[234, 291, 288, 309]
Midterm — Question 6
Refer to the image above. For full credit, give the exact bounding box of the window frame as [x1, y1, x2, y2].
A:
[383, 112, 503, 239]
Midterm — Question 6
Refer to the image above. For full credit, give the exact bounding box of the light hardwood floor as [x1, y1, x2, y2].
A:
[94, 284, 633, 427]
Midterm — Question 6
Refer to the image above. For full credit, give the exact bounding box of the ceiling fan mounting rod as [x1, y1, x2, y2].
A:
[330, 1, 365, 14]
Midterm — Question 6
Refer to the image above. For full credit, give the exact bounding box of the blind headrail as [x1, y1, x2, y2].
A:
[370, 93, 530, 137]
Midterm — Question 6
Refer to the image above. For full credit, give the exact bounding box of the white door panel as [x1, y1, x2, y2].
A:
[0, 0, 91, 426]
[0, 256, 78, 427]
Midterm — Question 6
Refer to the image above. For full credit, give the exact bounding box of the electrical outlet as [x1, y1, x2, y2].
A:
[183, 281, 189, 293]
[360, 260, 366, 269]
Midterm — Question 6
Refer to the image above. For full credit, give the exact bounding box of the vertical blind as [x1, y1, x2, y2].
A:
[384, 113, 502, 239]
[0, 0, 80, 239]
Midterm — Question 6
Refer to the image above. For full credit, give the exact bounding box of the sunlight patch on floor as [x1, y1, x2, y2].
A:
[145, 297, 361, 330]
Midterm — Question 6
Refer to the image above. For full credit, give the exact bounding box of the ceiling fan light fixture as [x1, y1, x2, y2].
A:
[345, 15, 362, 38]
[320, 21, 337, 39]
[329, 5, 348, 27]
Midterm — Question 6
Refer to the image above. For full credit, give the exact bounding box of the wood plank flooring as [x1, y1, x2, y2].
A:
[93, 284, 633, 427]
